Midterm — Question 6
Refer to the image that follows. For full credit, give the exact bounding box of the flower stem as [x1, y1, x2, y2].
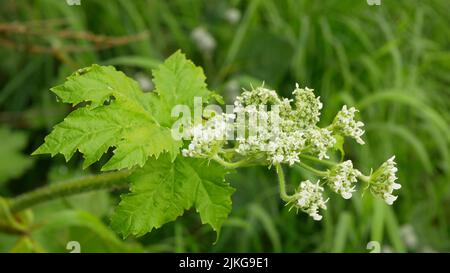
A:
[275, 164, 293, 202]
[212, 155, 248, 169]
[296, 161, 328, 177]
[8, 170, 132, 214]
[359, 174, 371, 183]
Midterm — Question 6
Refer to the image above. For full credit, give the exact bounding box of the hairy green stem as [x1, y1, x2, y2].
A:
[8, 170, 132, 213]
[359, 174, 372, 194]
[296, 161, 328, 177]
[275, 164, 293, 202]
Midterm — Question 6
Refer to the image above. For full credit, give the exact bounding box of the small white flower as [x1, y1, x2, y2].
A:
[272, 154, 284, 164]
[369, 156, 401, 205]
[342, 192, 352, 200]
[326, 160, 361, 199]
[292, 180, 328, 221]
[286, 152, 300, 165]
[384, 193, 397, 205]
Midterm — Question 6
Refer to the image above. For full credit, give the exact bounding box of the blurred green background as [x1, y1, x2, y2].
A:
[0, 0, 449, 252]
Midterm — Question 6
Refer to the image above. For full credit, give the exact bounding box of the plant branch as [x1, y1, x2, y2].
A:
[359, 174, 371, 183]
[275, 164, 293, 202]
[296, 161, 328, 177]
[212, 155, 248, 169]
[8, 170, 132, 214]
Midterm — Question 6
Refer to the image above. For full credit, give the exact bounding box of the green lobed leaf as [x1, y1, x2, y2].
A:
[33, 51, 214, 170]
[50, 64, 145, 108]
[111, 154, 235, 238]
[33, 98, 179, 170]
[149, 50, 213, 126]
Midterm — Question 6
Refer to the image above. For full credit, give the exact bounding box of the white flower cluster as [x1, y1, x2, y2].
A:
[181, 84, 357, 165]
[332, 105, 365, 145]
[292, 84, 323, 127]
[326, 160, 362, 199]
[233, 85, 281, 107]
[369, 156, 401, 205]
[293, 180, 328, 221]
[233, 85, 335, 164]
[179, 83, 401, 220]
[304, 128, 336, 160]
[181, 113, 232, 157]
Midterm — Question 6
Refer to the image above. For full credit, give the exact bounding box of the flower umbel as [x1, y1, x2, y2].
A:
[368, 156, 401, 205]
[292, 84, 323, 128]
[331, 105, 365, 145]
[179, 83, 401, 220]
[304, 128, 336, 160]
[326, 160, 362, 199]
[32, 53, 405, 239]
[231, 84, 335, 165]
[290, 180, 328, 221]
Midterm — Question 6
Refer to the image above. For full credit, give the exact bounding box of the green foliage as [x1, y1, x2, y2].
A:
[112, 155, 234, 238]
[0, 0, 449, 253]
[0, 127, 32, 186]
[150, 50, 214, 126]
[33, 64, 176, 170]
[33, 210, 141, 252]
[33, 51, 233, 239]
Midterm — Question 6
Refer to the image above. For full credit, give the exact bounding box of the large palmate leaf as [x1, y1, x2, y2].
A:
[111, 155, 235, 238]
[34, 51, 212, 170]
[34, 51, 233, 239]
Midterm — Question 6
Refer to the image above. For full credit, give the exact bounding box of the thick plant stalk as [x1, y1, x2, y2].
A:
[8, 170, 132, 213]
[297, 161, 328, 177]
